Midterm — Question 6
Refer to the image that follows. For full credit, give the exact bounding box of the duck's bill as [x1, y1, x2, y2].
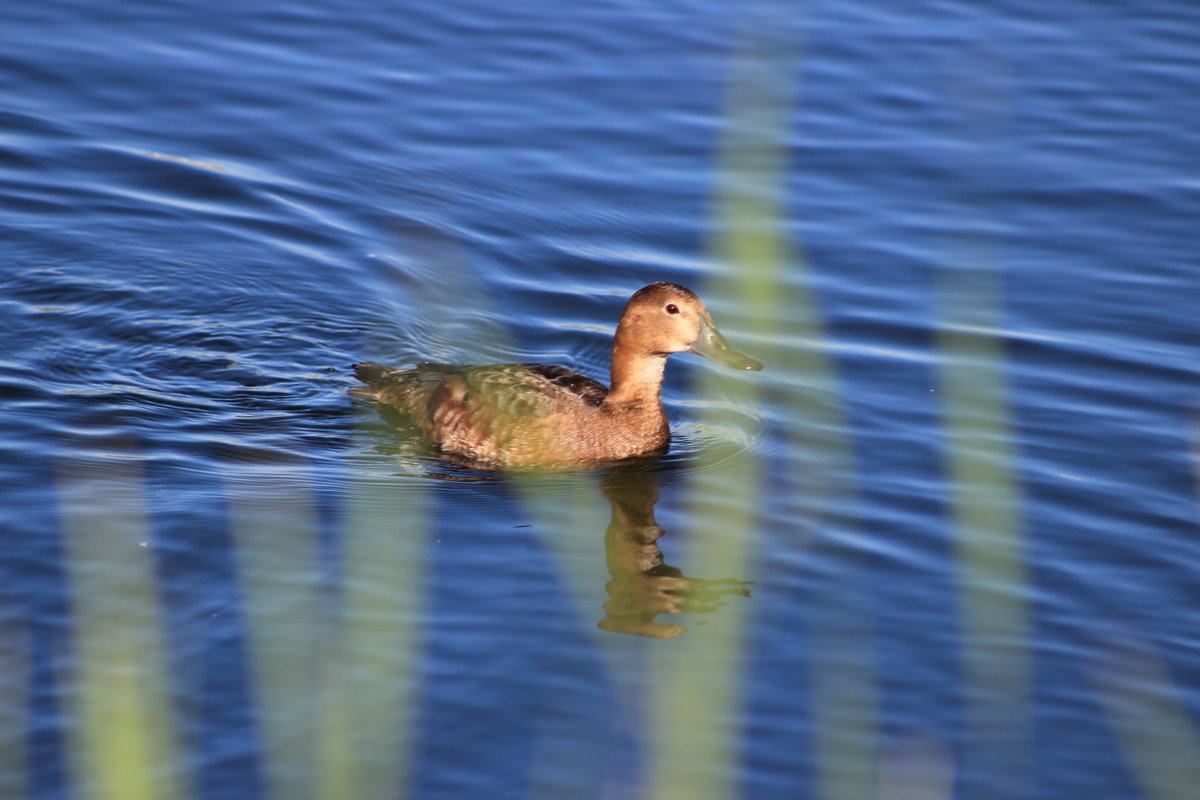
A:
[689, 318, 763, 371]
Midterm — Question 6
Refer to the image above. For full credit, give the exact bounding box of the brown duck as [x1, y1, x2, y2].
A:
[353, 282, 762, 468]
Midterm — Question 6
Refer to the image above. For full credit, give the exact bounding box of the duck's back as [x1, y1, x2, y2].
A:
[352, 361, 624, 465]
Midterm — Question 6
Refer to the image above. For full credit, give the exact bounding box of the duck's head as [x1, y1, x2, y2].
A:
[617, 282, 763, 370]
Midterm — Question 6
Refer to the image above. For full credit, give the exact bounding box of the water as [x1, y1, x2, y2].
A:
[2, 1, 1199, 798]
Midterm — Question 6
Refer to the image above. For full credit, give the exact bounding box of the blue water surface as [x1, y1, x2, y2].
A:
[2, 1, 1199, 799]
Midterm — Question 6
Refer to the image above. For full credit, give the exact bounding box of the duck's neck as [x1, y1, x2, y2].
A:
[605, 338, 667, 409]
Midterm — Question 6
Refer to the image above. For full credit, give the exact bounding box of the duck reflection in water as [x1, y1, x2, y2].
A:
[598, 463, 751, 639]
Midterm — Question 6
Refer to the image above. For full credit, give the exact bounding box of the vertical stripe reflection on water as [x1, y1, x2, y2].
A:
[58, 452, 182, 800]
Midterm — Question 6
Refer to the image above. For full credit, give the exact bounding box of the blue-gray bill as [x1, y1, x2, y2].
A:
[689, 316, 763, 371]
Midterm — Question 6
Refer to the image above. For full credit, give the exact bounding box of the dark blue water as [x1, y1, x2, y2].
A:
[3, 1, 1199, 799]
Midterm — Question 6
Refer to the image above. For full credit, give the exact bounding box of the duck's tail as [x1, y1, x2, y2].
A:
[350, 361, 391, 400]
[352, 361, 390, 385]
[351, 360, 444, 407]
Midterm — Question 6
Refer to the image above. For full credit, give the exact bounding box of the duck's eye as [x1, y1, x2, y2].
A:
[665, 303, 680, 315]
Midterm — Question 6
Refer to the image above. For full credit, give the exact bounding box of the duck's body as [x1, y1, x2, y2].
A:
[353, 360, 670, 465]
[353, 282, 761, 468]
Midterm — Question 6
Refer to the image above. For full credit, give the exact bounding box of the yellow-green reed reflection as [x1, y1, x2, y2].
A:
[228, 459, 430, 800]
[315, 472, 429, 800]
[646, 14, 879, 799]
[936, 281, 1030, 789]
[58, 453, 182, 800]
[938, 47, 1029, 794]
[226, 463, 325, 800]
[1096, 633, 1200, 800]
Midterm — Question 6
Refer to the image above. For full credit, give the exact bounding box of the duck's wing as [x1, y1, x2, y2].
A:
[353, 361, 607, 417]
[442, 363, 608, 419]
[354, 361, 614, 464]
[521, 364, 608, 407]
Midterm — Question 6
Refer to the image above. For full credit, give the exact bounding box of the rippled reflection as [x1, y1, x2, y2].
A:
[360, 455, 755, 639]
[598, 464, 751, 639]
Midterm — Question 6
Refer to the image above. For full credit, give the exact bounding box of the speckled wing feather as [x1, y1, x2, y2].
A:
[521, 364, 607, 407]
[352, 360, 611, 463]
